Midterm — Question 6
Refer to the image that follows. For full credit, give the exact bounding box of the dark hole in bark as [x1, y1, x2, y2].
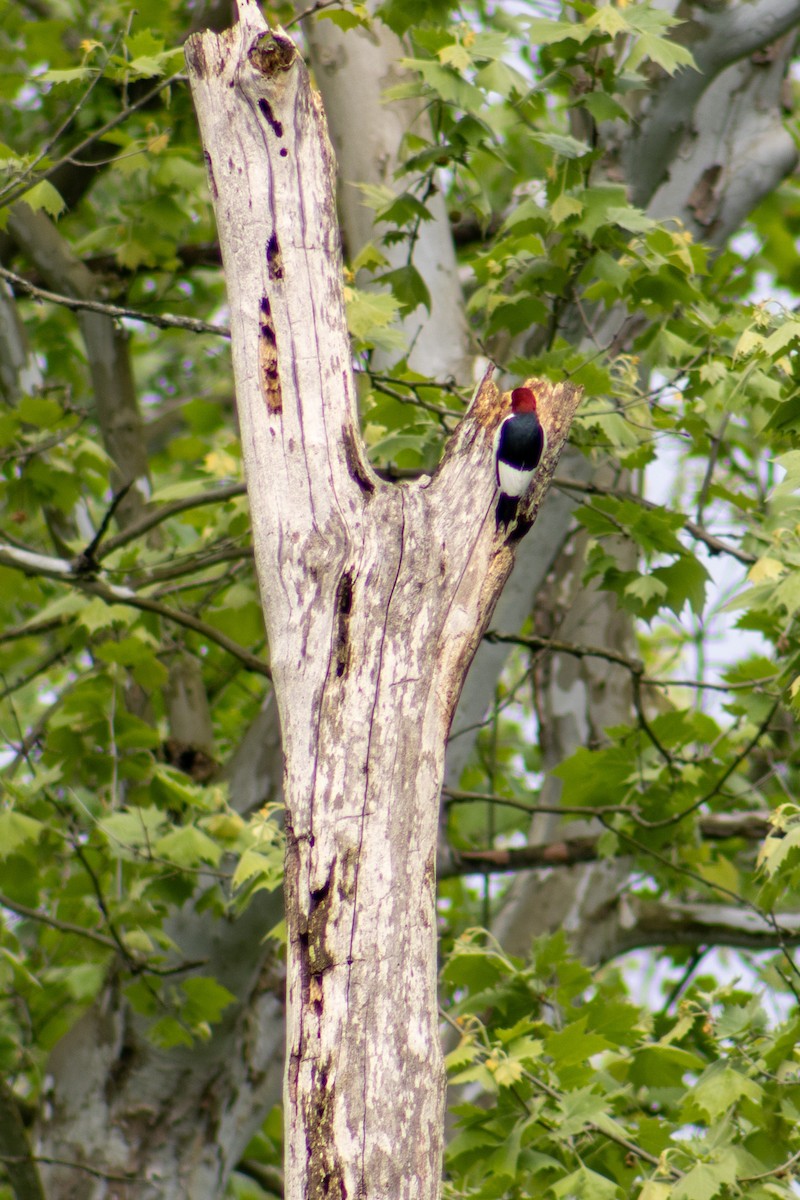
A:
[258, 97, 283, 138]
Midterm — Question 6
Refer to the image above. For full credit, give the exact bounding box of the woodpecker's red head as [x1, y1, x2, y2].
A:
[510, 387, 538, 414]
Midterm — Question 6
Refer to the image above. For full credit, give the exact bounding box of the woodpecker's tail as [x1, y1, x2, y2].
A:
[495, 494, 518, 531]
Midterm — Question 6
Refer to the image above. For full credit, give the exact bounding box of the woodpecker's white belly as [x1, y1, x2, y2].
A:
[497, 460, 534, 498]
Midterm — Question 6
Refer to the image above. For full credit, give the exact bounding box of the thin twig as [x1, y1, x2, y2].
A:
[74, 482, 133, 571]
[0, 891, 118, 952]
[0, 73, 185, 209]
[485, 629, 776, 693]
[0, 543, 271, 677]
[556, 476, 756, 565]
[740, 1148, 800, 1184]
[0, 649, 68, 700]
[286, 0, 341, 28]
[0, 1154, 137, 1184]
[80, 579, 271, 677]
[443, 788, 774, 841]
[1, 49, 109, 201]
[97, 482, 247, 559]
[647, 696, 782, 830]
[0, 265, 229, 338]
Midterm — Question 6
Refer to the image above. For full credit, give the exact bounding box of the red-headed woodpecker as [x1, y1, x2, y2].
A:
[494, 386, 546, 530]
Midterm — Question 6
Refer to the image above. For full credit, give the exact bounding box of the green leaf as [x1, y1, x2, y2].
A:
[0, 811, 43, 859]
[375, 192, 435, 229]
[550, 194, 584, 224]
[522, 18, 592, 46]
[625, 33, 697, 76]
[20, 179, 65, 219]
[638, 1184, 672, 1200]
[551, 1166, 620, 1200]
[378, 265, 432, 314]
[40, 66, 97, 85]
[577, 184, 634, 238]
[487, 1120, 522, 1179]
[685, 1062, 764, 1121]
[77, 598, 137, 634]
[399, 59, 485, 112]
[317, 6, 371, 31]
[671, 1158, 737, 1200]
[17, 395, 66, 427]
[578, 91, 629, 124]
[557, 1085, 613, 1135]
[531, 131, 592, 159]
[624, 575, 668, 609]
[585, 6, 631, 35]
[652, 555, 709, 617]
[444, 1036, 479, 1072]
[180, 976, 236, 1025]
[545, 1016, 612, 1071]
[351, 242, 389, 273]
[354, 182, 396, 212]
[345, 287, 405, 352]
[99, 806, 167, 856]
[148, 1016, 194, 1049]
[232, 847, 283, 894]
[475, 59, 528, 99]
[438, 42, 472, 72]
[762, 319, 800, 356]
[153, 825, 223, 869]
[127, 55, 167, 79]
[606, 205, 656, 234]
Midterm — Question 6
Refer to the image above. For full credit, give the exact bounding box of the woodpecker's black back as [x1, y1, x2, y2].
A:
[495, 413, 544, 473]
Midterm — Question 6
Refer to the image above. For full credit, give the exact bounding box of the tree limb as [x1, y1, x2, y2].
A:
[438, 810, 773, 877]
[626, 0, 800, 208]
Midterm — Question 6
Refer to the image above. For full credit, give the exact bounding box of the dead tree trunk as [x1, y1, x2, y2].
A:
[185, 6, 581, 1198]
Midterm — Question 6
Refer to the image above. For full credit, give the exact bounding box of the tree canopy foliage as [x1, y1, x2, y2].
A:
[2, 1, 800, 1198]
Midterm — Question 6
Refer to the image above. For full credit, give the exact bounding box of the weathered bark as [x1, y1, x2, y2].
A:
[302, 7, 604, 904]
[185, 9, 581, 1198]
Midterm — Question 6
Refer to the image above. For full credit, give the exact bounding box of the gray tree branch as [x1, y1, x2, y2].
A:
[626, 2, 800, 213]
